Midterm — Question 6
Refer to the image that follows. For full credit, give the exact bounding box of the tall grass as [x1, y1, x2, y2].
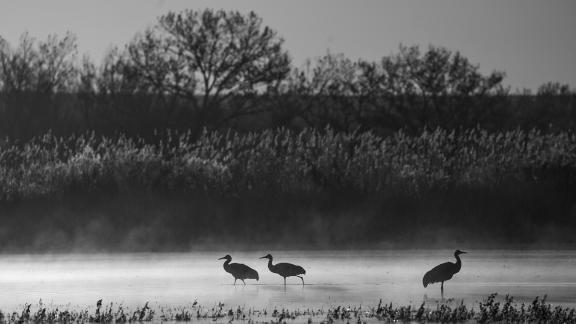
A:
[1, 127, 575, 201]
[1, 127, 575, 250]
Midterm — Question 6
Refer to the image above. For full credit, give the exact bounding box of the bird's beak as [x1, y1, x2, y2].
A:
[259, 256, 267, 259]
[218, 256, 226, 260]
[461, 251, 467, 254]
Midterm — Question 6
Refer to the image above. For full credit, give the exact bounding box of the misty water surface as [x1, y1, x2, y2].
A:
[1, 250, 575, 311]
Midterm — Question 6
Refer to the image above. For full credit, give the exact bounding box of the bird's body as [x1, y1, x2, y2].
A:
[260, 254, 306, 285]
[269, 262, 306, 278]
[219, 255, 259, 285]
[423, 250, 466, 297]
[423, 261, 461, 287]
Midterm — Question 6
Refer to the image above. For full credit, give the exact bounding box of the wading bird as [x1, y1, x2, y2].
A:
[260, 254, 306, 286]
[218, 255, 259, 285]
[423, 250, 467, 298]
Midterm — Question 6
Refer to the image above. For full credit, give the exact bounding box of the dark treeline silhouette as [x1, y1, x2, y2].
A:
[1, 9, 576, 251]
[1, 10, 575, 140]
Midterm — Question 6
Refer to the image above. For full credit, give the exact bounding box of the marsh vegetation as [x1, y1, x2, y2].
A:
[0, 9, 574, 249]
[1, 128, 576, 250]
[2, 294, 576, 323]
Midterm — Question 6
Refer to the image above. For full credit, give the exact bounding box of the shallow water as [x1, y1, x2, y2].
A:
[1, 250, 575, 311]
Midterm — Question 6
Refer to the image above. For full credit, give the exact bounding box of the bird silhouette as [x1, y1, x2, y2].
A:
[260, 254, 306, 286]
[218, 255, 259, 285]
[423, 250, 467, 298]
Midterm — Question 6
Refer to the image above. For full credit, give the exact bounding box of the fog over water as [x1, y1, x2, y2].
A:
[1, 250, 575, 311]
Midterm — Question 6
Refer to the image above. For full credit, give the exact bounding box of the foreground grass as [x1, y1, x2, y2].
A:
[1, 294, 576, 323]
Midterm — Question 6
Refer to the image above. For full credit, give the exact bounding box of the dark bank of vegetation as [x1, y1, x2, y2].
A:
[1, 128, 575, 251]
[1, 8, 576, 251]
[2, 294, 576, 323]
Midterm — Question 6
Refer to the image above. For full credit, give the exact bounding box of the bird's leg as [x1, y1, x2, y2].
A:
[242, 279, 246, 286]
[284, 277, 286, 286]
[234, 278, 237, 286]
[297, 276, 304, 286]
[441, 282, 444, 299]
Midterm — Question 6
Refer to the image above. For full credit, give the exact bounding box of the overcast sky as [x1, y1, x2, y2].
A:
[0, 0, 574, 90]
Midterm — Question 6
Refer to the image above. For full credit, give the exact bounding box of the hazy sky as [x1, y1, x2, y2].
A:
[0, 0, 574, 90]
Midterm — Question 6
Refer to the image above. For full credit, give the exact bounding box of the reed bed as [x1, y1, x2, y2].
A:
[1, 294, 575, 323]
[1, 127, 575, 202]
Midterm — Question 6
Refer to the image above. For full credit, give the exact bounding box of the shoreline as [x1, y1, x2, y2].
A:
[0, 294, 573, 323]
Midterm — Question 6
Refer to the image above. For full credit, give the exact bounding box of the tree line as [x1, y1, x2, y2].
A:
[0, 8, 575, 140]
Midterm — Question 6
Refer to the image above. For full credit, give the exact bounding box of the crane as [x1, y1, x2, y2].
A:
[423, 250, 467, 298]
[260, 254, 306, 286]
[218, 255, 259, 285]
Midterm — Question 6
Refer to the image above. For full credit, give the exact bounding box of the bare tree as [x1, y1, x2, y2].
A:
[0, 32, 78, 138]
[272, 53, 368, 131]
[125, 9, 291, 129]
[358, 45, 507, 132]
[0, 32, 78, 94]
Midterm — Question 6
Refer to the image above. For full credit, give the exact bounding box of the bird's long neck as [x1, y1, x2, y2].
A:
[267, 258, 275, 271]
[454, 254, 462, 272]
[223, 259, 231, 271]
